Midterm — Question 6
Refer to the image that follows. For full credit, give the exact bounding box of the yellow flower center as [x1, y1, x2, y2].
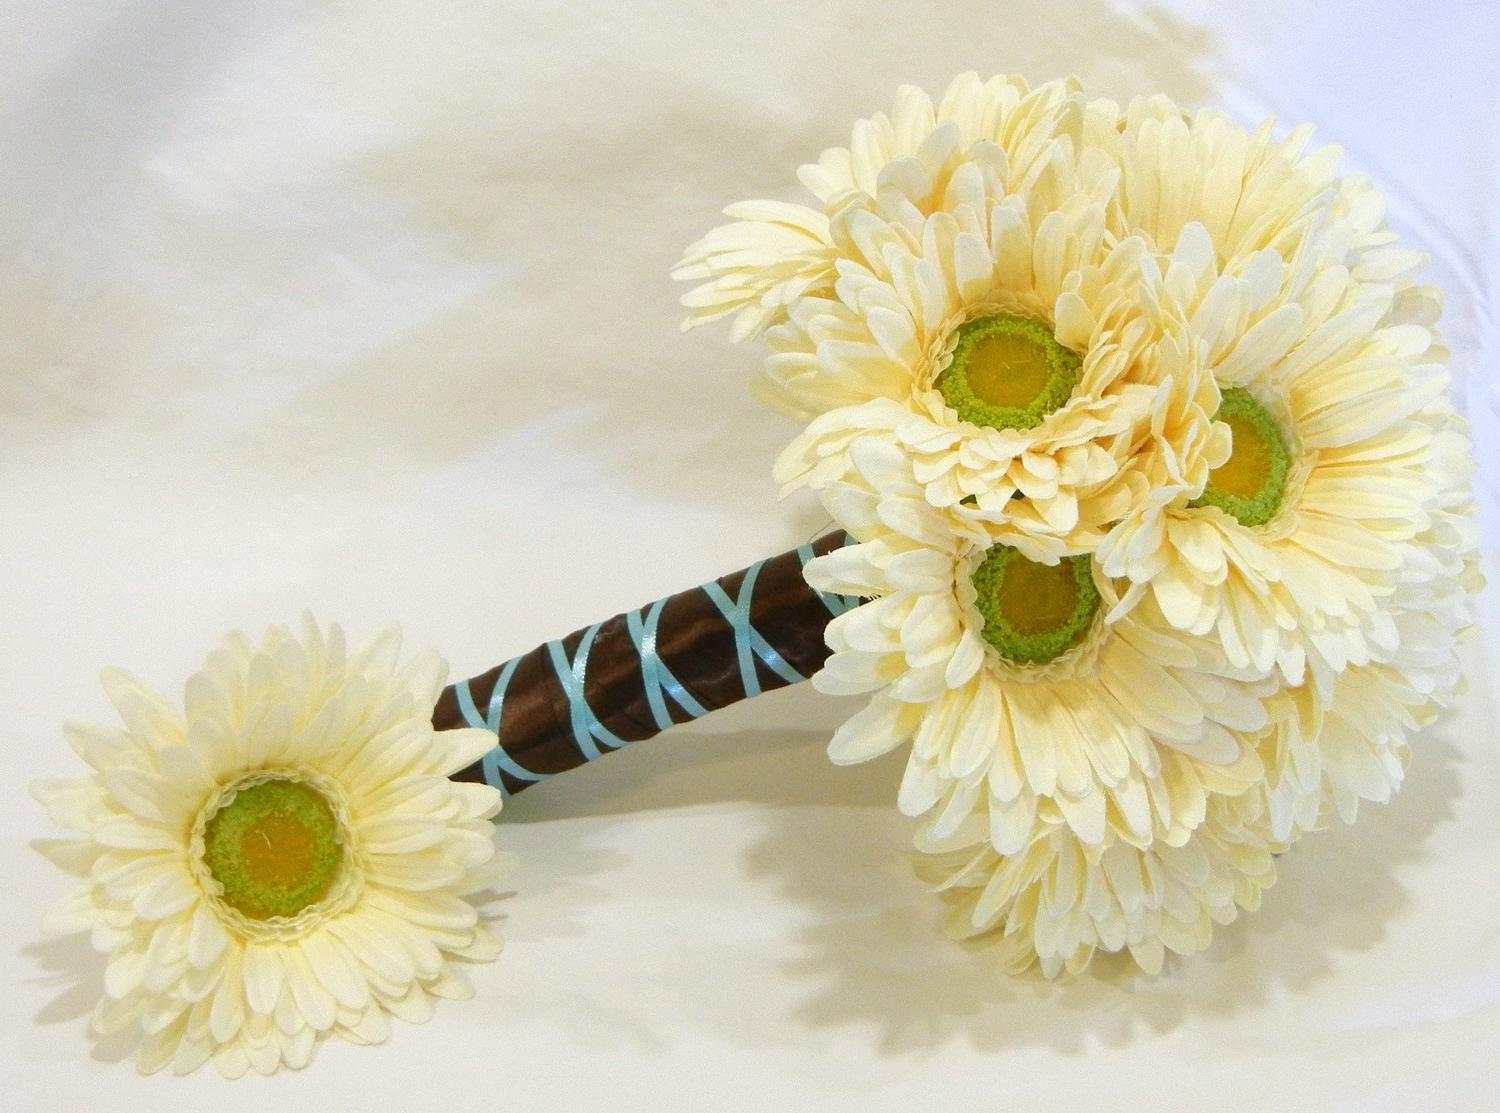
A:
[1190, 387, 1291, 527]
[202, 778, 344, 920]
[971, 546, 1099, 664]
[241, 813, 320, 890]
[966, 330, 1055, 409]
[936, 314, 1080, 430]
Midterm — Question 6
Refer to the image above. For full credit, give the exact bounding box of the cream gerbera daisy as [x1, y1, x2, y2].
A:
[916, 791, 1281, 977]
[680, 75, 1229, 560]
[1096, 221, 1466, 696]
[1087, 96, 1343, 268]
[770, 201, 1230, 561]
[32, 617, 506, 1077]
[806, 438, 1272, 855]
[674, 73, 1083, 345]
[1083, 92, 1424, 286]
[1067, 90, 1480, 698]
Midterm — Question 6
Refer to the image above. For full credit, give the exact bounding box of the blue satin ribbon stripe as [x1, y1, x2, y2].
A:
[454, 657, 546, 790]
[626, 600, 709, 730]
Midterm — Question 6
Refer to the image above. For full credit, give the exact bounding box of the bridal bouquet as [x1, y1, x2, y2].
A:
[35, 74, 1479, 1075]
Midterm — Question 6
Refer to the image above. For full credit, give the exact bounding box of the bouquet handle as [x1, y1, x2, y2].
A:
[433, 532, 855, 794]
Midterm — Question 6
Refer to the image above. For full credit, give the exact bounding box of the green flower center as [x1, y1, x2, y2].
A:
[971, 546, 1100, 664]
[202, 778, 344, 920]
[1189, 387, 1290, 527]
[936, 313, 1080, 430]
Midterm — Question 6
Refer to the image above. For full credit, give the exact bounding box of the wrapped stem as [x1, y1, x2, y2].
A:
[433, 532, 854, 794]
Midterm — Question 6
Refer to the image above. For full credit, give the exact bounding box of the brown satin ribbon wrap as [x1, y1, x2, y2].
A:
[433, 531, 852, 794]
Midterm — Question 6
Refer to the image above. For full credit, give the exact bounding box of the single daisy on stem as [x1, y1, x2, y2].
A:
[33, 617, 507, 1077]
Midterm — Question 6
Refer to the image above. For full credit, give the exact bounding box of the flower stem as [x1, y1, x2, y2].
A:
[433, 532, 854, 794]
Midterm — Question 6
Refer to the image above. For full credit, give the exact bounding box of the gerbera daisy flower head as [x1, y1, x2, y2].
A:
[768, 197, 1233, 562]
[680, 74, 1238, 561]
[917, 791, 1282, 978]
[1094, 202, 1472, 698]
[805, 437, 1273, 858]
[32, 616, 507, 1077]
[673, 73, 1087, 343]
[1082, 93, 1353, 273]
[1040, 88, 1486, 699]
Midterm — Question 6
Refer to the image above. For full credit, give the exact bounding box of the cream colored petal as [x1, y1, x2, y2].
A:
[827, 691, 910, 765]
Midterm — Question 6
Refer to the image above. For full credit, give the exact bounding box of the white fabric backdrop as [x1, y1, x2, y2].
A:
[4, 2, 1497, 1109]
